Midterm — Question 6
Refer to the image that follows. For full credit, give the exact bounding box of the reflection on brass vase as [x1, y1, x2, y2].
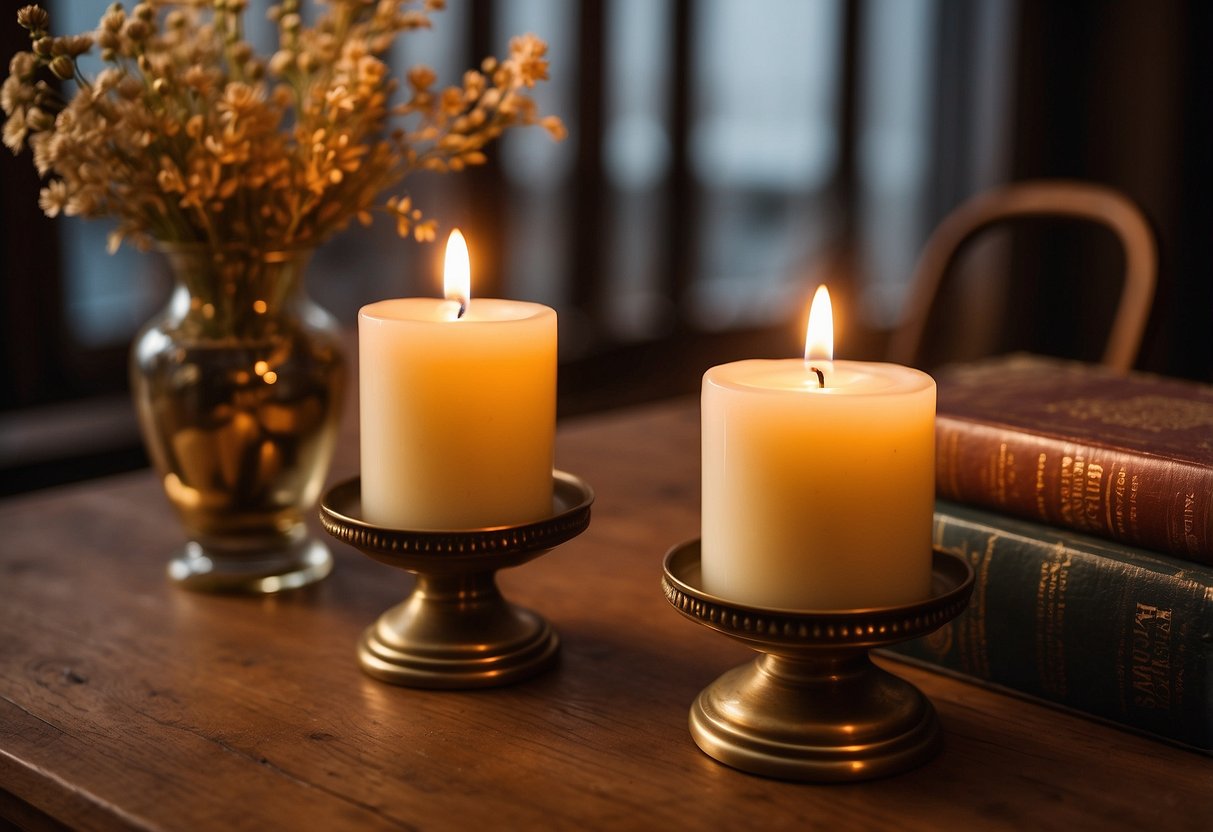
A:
[131, 245, 345, 593]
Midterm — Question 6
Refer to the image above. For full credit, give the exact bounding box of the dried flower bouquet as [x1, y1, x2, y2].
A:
[2, 1, 564, 253]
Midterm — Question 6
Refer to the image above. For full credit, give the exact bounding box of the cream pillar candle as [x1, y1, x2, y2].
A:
[359, 230, 556, 529]
[701, 286, 935, 610]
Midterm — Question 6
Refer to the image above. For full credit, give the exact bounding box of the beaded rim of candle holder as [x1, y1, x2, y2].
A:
[662, 540, 975, 783]
[319, 473, 592, 569]
[662, 546, 972, 649]
[320, 471, 593, 688]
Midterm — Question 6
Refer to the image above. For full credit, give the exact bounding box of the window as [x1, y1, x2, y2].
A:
[7, 1, 1206, 492]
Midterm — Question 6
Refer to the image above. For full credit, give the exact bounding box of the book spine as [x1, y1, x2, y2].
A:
[885, 510, 1213, 751]
[935, 415, 1213, 564]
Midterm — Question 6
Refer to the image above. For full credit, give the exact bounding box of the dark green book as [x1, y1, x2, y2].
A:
[884, 501, 1213, 752]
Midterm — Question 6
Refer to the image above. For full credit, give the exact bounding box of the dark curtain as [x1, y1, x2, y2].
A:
[1008, 0, 1212, 380]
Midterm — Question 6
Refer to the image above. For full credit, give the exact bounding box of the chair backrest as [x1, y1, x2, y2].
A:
[887, 180, 1157, 372]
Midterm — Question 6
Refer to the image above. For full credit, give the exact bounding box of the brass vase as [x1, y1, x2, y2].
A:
[130, 245, 345, 593]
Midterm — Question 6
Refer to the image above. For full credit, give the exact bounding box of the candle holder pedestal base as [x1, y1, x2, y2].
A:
[356, 572, 559, 688]
[321, 471, 593, 689]
[662, 541, 974, 782]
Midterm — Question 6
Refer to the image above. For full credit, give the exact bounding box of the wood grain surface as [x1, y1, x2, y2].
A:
[2, 391, 1211, 831]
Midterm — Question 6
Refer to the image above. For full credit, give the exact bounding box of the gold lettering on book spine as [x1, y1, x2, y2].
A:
[1034, 549, 1071, 697]
[996, 442, 1015, 504]
[1059, 455, 1078, 526]
[1058, 454, 1104, 533]
[1034, 453, 1048, 519]
[1084, 462, 1104, 530]
[1183, 492, 1198, 551]
[1130, 603, 1174, 710]
[1129, 473, 1140, 530]
[1110, 467, 1128, 536]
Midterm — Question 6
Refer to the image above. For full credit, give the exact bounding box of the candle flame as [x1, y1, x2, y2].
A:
[804, 284, 833, 362]
[444, 229, 470, 318]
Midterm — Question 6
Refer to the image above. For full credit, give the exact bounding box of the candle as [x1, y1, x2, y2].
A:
[358, 230, 556, 529]
[701, 286, 935, 610]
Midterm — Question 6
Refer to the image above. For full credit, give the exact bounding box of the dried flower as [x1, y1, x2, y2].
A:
[2, 2, 564, 252]
[47, 55, 73, 81]
[16, 6, 49, 33]
[38, 179, 68, 217]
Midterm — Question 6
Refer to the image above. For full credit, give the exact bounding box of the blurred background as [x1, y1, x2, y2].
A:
[2, 0, 1211, 494]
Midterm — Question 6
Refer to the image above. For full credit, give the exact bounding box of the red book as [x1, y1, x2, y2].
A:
[934, 354, 1213, 563]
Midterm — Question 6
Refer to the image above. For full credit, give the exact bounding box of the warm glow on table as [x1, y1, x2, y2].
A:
[701, 286, 935, 610]
[358, 230, 556, 529]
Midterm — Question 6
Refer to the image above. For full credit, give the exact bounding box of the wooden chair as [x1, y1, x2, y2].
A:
[887, 180, 1157, 372]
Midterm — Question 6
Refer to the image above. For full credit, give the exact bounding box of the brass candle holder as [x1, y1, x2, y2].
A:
[320, 471, 593, 689]
[662, 540, 974, 782]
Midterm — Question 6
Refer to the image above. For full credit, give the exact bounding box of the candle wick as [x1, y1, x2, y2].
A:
[457, 299, 467, 319]
[809, 366, 825, 388]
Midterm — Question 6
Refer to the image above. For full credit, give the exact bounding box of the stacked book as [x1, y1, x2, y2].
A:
[884, 354, 1213, 753]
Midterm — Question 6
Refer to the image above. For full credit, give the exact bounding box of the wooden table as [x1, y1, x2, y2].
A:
[2, 398, 1211, 830]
